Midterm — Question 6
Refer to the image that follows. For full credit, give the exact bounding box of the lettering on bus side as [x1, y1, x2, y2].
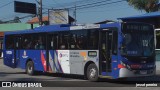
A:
[58, 50, 69, 58]
[6, 51, 12, 54]
[70, 52, 80, 58]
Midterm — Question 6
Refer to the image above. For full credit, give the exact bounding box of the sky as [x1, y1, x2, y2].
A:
[0, 0, 147, 24]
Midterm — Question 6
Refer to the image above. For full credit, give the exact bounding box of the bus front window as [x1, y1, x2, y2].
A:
[121, 24, 155, 57]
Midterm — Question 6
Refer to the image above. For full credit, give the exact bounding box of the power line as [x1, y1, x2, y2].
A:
[46, 0, 90, 8]
[78, 6, 130, 14]
[68, 0, 126, 10]
[45, 0, 107, 9]
[44, 0, 126, 10]
[69, 0, 113, 9]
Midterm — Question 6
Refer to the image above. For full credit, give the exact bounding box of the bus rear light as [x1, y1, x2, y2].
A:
[118, 64, 126, 68]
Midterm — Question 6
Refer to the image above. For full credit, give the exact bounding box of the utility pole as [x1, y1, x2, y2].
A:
[38, 0, 42, 26]
[74, 4, 77, 24]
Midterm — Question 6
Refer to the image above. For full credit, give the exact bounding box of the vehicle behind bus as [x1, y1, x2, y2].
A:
[3, 22, 156, 81]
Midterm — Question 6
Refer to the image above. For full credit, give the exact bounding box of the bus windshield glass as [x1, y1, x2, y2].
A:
[121, 23, 154, 57]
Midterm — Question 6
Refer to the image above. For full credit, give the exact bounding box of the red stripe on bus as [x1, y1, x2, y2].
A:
[118, 64, 125, 68]
[41, 51, 47, 71]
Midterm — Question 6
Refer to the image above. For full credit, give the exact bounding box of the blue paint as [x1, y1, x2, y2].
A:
[49, 50, 59, 72]
[3, 23, 155, 79]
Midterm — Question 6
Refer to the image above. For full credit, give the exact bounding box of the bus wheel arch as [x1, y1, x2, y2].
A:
[84, 61, 98, 81]
[25, 59, 35, 75]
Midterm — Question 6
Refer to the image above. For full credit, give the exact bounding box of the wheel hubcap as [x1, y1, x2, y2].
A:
[28, 65, 32, 73]
[89, 68, 96, 78]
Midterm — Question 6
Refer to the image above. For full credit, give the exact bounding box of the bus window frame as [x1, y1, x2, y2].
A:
[70, 29, 88, 50]
[47, 32, 59, 50]
[87, 29, 99, 50]
[21, 33, 47, 50]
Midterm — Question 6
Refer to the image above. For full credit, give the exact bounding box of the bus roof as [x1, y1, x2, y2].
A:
[4, 22, 121, 35]
[4, 24, 70, 35]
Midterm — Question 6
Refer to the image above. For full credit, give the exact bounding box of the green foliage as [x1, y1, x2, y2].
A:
[126, 0, 160, 13]
[0, 20, 4, 24]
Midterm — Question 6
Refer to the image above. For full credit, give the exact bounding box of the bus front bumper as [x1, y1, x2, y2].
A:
[119, 68, 156, 78]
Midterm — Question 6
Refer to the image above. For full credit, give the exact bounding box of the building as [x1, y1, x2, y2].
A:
[27, 16, 75, 25]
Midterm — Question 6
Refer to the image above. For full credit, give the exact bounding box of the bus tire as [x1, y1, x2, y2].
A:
[87, 63, 98, 81]
[26, 61, 34, 75]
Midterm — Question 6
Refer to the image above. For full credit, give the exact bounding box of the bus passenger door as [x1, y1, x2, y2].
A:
[14, 36, 21, 68]
[4, 35, 16, 68]
[99, 31, 112, 73]
[99, 29, 118, 75]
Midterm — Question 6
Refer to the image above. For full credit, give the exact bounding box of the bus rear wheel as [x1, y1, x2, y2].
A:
[26, 61, 35, 75]
[87, 63, 98, 81]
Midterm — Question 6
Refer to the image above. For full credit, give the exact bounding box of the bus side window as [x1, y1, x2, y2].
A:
[15, 36, 21, 49]
[70, 34, 76, 49]
[88, 30, 99, 50]
[48, 34, 58, 50]
[5, 35, 14, 49]
[34, 35, 46, 50]
[22, 36, 31, 49]
[70, 30, 87, 50]
[77, 35, 86, 49]
[58, 32, 69, 50]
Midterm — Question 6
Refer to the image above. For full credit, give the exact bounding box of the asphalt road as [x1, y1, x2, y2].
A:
[0, 58, 85, 81]
[0, 58, 160, 89]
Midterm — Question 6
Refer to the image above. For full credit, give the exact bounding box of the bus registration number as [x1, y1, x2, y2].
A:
[140, 70, 147, 74]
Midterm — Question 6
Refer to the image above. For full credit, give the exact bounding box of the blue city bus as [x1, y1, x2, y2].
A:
[3, 22, 156, 81]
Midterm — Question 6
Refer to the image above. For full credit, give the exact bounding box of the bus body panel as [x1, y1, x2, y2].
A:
[70, 50, 99, 75]
[16, 50, 21, 68]
[48, 50, 70, 73]
[48, 50, 64, 73]
[111, 55, 119, 78]
[57, 50, 70, 73]
[100, 55, 119, 79]
[118, 56, 156, 77]
[3, 23, 156, 79]
[119, 68, 156, 78]
[3, 50, 15, 68]
[48, 50, 99, 75]
[19, 50, 46, 71]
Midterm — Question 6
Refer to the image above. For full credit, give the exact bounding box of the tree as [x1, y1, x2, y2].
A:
[126, 0, 160, 13]
[0, 20, 4, 24]
[13, 16, 21, 23]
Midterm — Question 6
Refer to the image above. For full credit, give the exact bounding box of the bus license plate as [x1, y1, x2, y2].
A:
[140, 70, 147, 74]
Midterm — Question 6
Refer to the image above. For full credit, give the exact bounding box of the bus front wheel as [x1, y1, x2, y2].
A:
[87, 63, 98, 81]
[26, 61, 35, 75]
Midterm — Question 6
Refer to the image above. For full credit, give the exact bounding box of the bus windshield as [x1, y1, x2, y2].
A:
[121, 23, 154, 57]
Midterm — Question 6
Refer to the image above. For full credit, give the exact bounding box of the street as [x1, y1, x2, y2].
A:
[0, 58, 160, 90]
